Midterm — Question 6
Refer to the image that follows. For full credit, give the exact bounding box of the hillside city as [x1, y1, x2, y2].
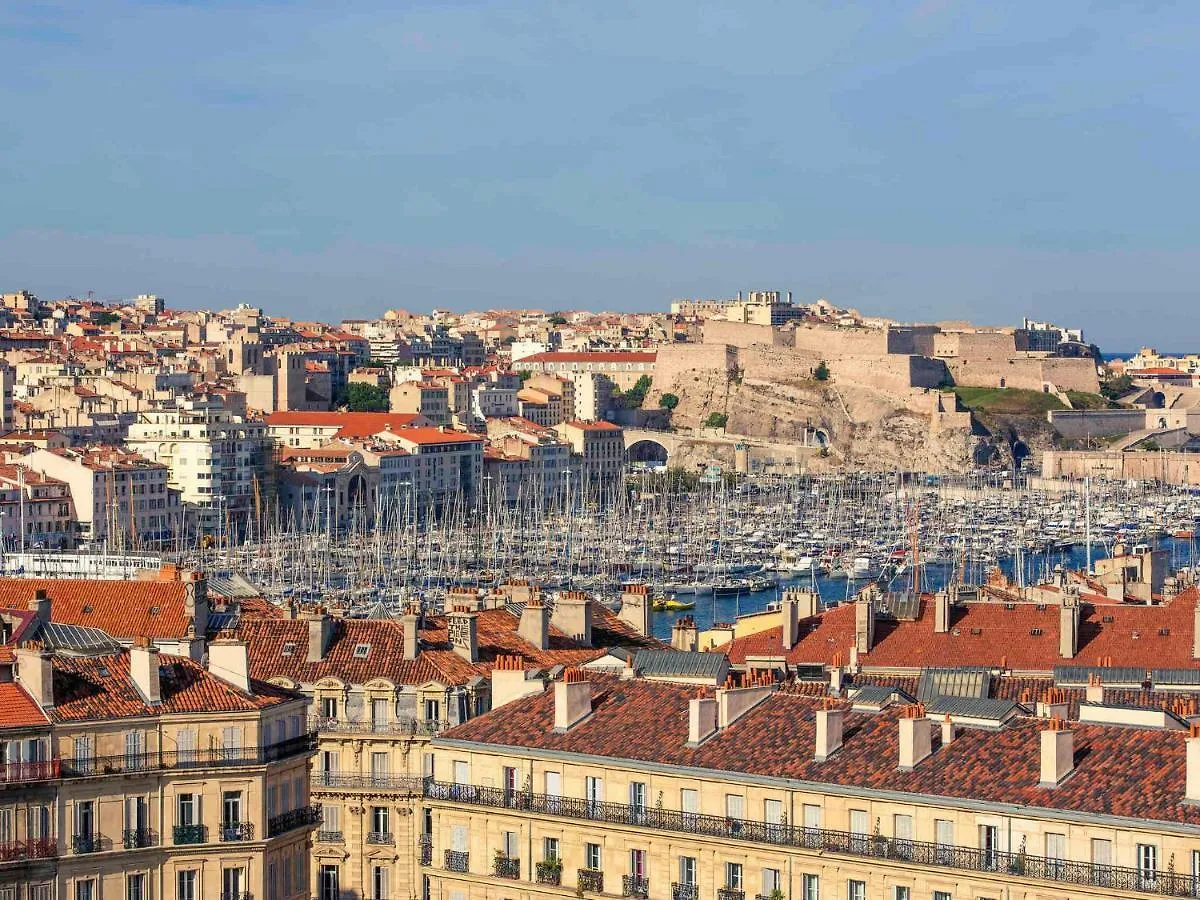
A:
[2, 285, 1200, 900]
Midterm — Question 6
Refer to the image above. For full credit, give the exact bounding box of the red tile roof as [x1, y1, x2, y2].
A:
[0, 578, 192, 640]
[265, 412, 425, 437]
[391, 428, 484, 446]
[0, 682, 49, 729]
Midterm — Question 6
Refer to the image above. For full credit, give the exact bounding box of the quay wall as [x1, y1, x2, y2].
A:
[1042, 450, 1200, 486]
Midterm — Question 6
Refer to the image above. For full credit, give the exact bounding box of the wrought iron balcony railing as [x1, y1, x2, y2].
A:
[445, 850, 469, 873]
[423, 779, 1200, 898]
[316, 830, 343, 844]
[220, 822, 254, 842]
[309, 716, 448, 736]
[72, 833, 101, 854]
[0, 837, 56, 862]
[718, 888, 744, 900]
[313, 772, 427, 793]
[578, 868, 604, 893]
[418, 834, 432, 866]
[536, 862, 562, 885]
[367, 831, 395, 846]
[672, 884, 698, 900]
[122, 828, 155, 849]
[623, 875, 649, 898]
[173, 824, 207, 845]
[62, 733, 317, 778]
[268, 805, 322, 838]
[219, 893, 252, 900]
[0, 759, 61, 786]
[493, 855, 520, 879]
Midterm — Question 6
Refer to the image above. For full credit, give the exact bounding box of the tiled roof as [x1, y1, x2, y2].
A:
[265, 411, 425, 437]
[719, 589, 1200, 673]
[391, 428, 484, 446]
[48, 651, 298, 723]
[0, 578, 193, 640]
[0, 682, 50, 730]
[440, 674, 1200, 826]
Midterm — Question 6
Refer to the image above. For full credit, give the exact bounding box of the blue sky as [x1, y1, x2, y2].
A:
[1, 1, 1198, 348]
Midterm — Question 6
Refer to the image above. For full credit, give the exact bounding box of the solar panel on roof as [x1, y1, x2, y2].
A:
[39, 622, 122, 655]
[916, 667, 992, 703]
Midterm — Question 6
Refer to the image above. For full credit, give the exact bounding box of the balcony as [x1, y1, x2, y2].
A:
[122, 828, 155, 849]
[316, 830, 344, 844]
[622, 875, 649, 898]
[268, 805, 322, 838]
[577, 869, 604, 893]
[367, 832, 395, 846]
[310, 716, 449, 737]
[61, 732, 318, 778]
[445, 850, 469, 873]
[0, 759, 61, 786]
[718, 889, 744, 900]
[424, 780, 1199, 899]
[493, 854, 520, 879]
[72, 833, 101, 854]
[418, 834, 432, 866]
[314, 772, 427, 793]
[0, 837, 57, 862]
[672, 884, 698, 900]
[220, 893, 252, 900]
[220, 822, 255, 842]
[536, 862, 563, 886]
[173, 824, 207, 845]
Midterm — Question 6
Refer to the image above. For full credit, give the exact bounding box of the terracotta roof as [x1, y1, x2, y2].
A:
[391, 427, 484, 446]
[0, 682, 50, 730]
[265, 412, 425, 438]
[440, 674, 1200, 827]
[718, 588, 1200, 673]
[0, 578, 193, 640]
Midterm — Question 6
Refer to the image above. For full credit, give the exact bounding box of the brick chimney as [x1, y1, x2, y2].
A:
[492, 654, 545, 708]
[898, 704, 932, 770]
[27, 589, 51, 624]
[716, 672, 776, 729]
[519, 596, 551, 650]
[14, 642, 54, 709]
[829, 651, 845, 696]
[941, 714, 955, 746]
[1186, 723, 1200, 803]
[553, 667, 592, 731]
[934, 588, 951, 634]
[1085, 673, 1104, 704]
[671, 616, 698, 652]
[1192, 599, 1200, 660]
[130, 636, 161, 705]
[402, 611, 420, 661]
[552, 592, 592, 646]
[447, 606, 479, 663]
[1059, 600, 1079, 659]
[1036, 687, 1070, 720]
[307, 611, 332, 663]
[687, 688, 717, 745]
[1039, 718, 1074, 787]
[209, 638, 252, 693]
[183, 572, 209, 641]
[814, 698, 845, 761]
[617, 584, 651, 636]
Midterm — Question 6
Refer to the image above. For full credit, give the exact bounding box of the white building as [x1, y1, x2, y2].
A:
[385, 427, 483, 507]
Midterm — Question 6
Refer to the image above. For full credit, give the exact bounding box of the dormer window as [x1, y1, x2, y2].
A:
[353, 644, 370, 659]
[281, 642, 296, 657]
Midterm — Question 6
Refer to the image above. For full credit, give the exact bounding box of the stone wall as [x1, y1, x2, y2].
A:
[1042, 450, 1200, 486]
[699, 320, 783, 347]
[1047, 409, 1148, 439]
[941, 356, 1100, 393]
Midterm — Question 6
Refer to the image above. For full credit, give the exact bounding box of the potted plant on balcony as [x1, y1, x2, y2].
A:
[536, 856, 562, 885]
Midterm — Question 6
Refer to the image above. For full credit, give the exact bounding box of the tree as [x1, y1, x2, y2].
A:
[95, 311, 120, 325]
[342, 383, 389, 412]
[813, 360, 830, 381]
[500, 335, 516, 346]
[548, 314, 568, 326]
[659, 393, 679, 410]
[622, 374, 653, 408]
[1100, 373, 1134, 402]
[704, 412, 728, 429]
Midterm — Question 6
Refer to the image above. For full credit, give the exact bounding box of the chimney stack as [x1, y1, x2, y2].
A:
[854, 593, 875, 655]
[1039, 718, 1075, 787]
[781, 591, 800, 651]
[130, 636, 161, 704]
[307, 611, 332, 663]
[14, 642, 54, 709]
[617, 584, 651, 637]
[814, 699, 845, 761]
[402, 611, 420, 661]
[687, 688, 718, 745]
[491, 654, 545, 708]
[1085, 673, 1104, 704]
[671, 616, 698, 652]
[208, 639, 252, 693]
[941, 714, 955, 746]
[716, 673, 776, 729]
[27, 589, 51, 624]
[448, 606, 479, 663]
[518, 596, 550, 650]
[552, 592, 592, 646]
[1059, 600, 1079, 659]
[1186, 724, 1200, 804]
[1036, 688, 1070, 720]
[553, 668, 592, 731]
[934, 588, 951, 634]
[898, 704, 932, 770]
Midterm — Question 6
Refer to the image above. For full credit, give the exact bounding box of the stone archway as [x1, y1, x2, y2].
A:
[626, 439, 670, 466]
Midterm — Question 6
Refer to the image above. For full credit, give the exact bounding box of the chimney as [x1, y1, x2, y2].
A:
[553, 668, 592, 731]
[1193, 599, 1200, 660]
[491, 654, 545, 708]
[617, 584, 651, 636]
[814, 699, 845, 761]
[898, 704, 932, 770]
[27, 589, 51, 624]
[1186, 724, 1200, 804]
[671, 616, 698, 652]
[1085, 673, 1104, 704]
[1036, 687, 1070, 720]
[688, 689, 718, 745]
[14, 642, 54, 709]
[941, 714, 955, 746]
[448, 606, 479, 663]
[183, 572, 209, 640]
[307, 612, 332, 663]
[208, 639, 252, 693]
[829, 662, 845, 696]
[781, 591, 799, 650]
[130, 636, 162, 704]
[1039, 718, 1075, 787]
[1059, 600, 1079, 659]
[716, 673, 776, 729]
[854, 593, 875, 654]
[519, 596, 550, 650]
[934, 589, 951, 634]
[402, 612, 420, 661]
[552, 592, 592, 646]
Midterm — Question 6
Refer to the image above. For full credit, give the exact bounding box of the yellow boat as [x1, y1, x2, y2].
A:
[652, 596, 696, 612]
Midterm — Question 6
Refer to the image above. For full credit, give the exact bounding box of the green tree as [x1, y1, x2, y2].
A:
[622, 374, 653, 408]
[95, 311, 120, 325]
[659, 393, 679, 410]
[704, 412, 728, 429]
[813, 360, 830, 381]
[1100, 373, 1134, 402]
[342, 383, 390, 412]
[548, 314, 568, 326]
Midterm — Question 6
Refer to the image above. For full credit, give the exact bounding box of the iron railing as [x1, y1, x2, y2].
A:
[424, 780, 1200, 898]
[122, 827, 155, 849]
[623, 875, 650, 898]
[0, 759, 61, 785]
[718, 889, 744, 900]
[313, 772, 426, 793]
[418, 834, 432, 866]
[268, 805, 322, 838]
[672, 885, 698, 900]
[220, 893, 252, 900]
[220, 822, 254, 842]
[367, 831, 395, 845]
[62, 733, 317, 778]
[0, 837, 57, 861]
[536, 862, 563, 885]
[71, 833, 101, 854]
[309, 717, 448, 736]
[493, 855, 520, 879]
[578, 869, 604, 893]
[173, 824, 207, 845]
[445, 850, 469, 873]
[316, 830, 343, 843]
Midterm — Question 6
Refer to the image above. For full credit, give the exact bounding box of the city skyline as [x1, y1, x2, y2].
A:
[3, 1, 1199, 348]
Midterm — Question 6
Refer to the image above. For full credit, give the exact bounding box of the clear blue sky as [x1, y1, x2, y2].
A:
[2, 1, 1198, 348]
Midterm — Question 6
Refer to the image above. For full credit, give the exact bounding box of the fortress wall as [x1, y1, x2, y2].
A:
[1047, 409, 1148, 439]
[1042, 450, 1200, 486]
[789, 324, 890, 356]
[942, 356, 1100, 393]
[653, 342, 738, 391]
[739, 346, 924, 394]
[700, 320, 783, 347]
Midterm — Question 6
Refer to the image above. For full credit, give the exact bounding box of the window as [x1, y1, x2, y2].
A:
[1138, 844, 1158, 886]
[127, 874, 146, 900]
[585, 775, 604, 812]
[371, 806, 389, 836]
[761, 869, 781, 896]
[934, 819, 954, 864]
[892, 888, 910, 900]
[1046, 832, 1066, 877]
[371, 698, 388, 728]
[725, 862, 743, 890]
[847, 880, 865, 900]
[452, 760, 469, 785]
[371, 752, 389, 782]
[725, 793, 744, 821]
[678, 856, 697, 886]
[321, 697, 339, 720]
[177, 871, 199, 900]
[980, 824, 999, 869]
[586, 842, 602, 871]
[630, 781, 647, 816]
[544, 837, 559, 861]
[502, 830, 519, 858]
[223, 790, 243, 835]
[318, 865, 340, 900]
[545, 770, 561, 798]
[372, 865, 390, 900]
[848, 809, 868, 851]
[75, 880, 96, 900]
[802, 803, 822, 831]
[630, 849, 646, 878]
[322, 805, 340, 833]
[681, 788, 699, 825]
[932, 893, 951, 900]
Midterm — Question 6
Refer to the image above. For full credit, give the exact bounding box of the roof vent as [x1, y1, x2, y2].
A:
[1102, 615, 1115, 623]
[353, 643, 370, 659]
[1004, 603, 1016, 611]
[1030, 628, 1043, 636]
[281, 642, 296, 657]
[1160, 628, 1171, 637]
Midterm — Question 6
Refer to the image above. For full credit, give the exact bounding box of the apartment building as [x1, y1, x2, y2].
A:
[126, 396, 270, 532]
[515, 352, 656, 391]
[0, 616, 318, 900]
[264, 411, 427, 450]
[386, 429, 484, 508]
[555, 421, 626, 493]
[23, 446, 181, 546]
[483, 424, 572, 505]
[390, 383, 452, 427]
[0, 465, 75, 550]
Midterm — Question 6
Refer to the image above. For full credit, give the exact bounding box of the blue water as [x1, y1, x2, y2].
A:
[648, 537, 1199, 640]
